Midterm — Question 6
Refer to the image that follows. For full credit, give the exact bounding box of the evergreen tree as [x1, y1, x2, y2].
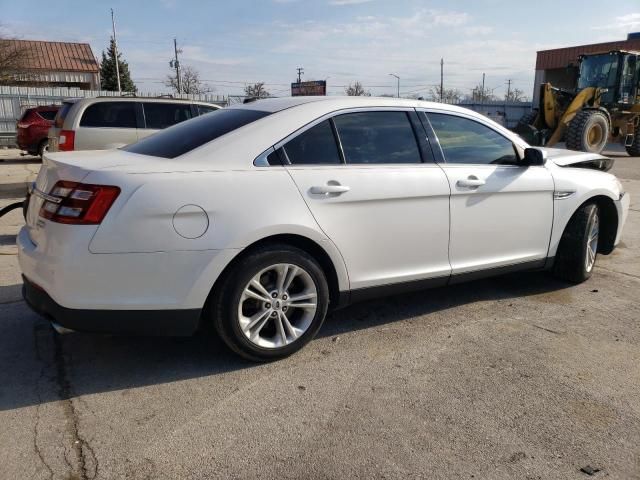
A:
[100, 38, 136, 92]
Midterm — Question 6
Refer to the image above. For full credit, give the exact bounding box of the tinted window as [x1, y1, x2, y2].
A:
[197, 105, 218, 115]
[80, 102, 137, 128]
[333, 111, 421, 164]
[427, 113, 518, 165]
[123, 108, 270, 159]
[143, 102, 193, 129]
[37, 110, 58, 121]
[284, 120, 341, 165]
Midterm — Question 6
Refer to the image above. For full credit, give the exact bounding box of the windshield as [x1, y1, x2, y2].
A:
[578, 54, 619, 90]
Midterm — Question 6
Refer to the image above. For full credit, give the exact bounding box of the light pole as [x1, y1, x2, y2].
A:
[389, 73, 400, 98]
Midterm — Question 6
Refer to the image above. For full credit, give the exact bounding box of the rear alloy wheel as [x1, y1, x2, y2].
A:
[566, 110, 609, 153]
[553, 203, 600, 283]
[212, 245, 329, 361]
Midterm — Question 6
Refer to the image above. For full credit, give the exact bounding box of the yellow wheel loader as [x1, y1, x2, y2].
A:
[516, 50, 640, 155]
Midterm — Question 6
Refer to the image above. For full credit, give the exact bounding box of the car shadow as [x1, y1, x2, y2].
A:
[0, 271, 572, 411]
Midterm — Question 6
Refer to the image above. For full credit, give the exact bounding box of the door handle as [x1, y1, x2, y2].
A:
[309, 184, 350, 195]
[456, 176, 486, 189]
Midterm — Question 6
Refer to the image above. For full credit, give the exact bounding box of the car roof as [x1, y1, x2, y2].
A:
[62, 97, 220, 107]
[228, 95, 482, 117]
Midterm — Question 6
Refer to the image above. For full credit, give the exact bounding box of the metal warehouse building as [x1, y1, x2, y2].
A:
[2, 39, 100, 90]
[533, 33, 640, 103]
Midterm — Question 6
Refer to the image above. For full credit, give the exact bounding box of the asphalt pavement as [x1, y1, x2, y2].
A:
[0, 149, 639, 479]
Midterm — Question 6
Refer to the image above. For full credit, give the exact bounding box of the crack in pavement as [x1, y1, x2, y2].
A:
[51, 330, 100, 480]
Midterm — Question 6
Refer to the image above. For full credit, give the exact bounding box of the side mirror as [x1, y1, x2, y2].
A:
[522, 148, 547, 166]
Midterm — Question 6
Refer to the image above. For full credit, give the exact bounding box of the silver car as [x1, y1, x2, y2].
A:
[48, 96, 221, 152]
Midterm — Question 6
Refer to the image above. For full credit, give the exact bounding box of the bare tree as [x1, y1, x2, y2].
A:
[0, 36, 36, 84]
[166, 65, 210, 94]
[505, 88, 528, 102]
[467, 84, 496, 103]
[244, 82, 270, 99]
[427, 85, 463, 103]
[345, 81, 370, 96]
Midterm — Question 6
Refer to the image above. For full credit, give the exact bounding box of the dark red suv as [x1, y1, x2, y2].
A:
[16, 105, 60, 157]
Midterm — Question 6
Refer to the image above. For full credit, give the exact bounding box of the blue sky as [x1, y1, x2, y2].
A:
[2, 0, 640, 98]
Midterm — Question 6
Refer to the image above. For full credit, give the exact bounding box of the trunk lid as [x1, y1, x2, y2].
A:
[25, 150, 141, 244]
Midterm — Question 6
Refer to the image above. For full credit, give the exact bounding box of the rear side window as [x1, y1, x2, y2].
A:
[427, 113, 518, 165]
[333, 111, 422, 164]
[284, 120, 342, 165]
[196, 105, 218, 115]
[80, 102, 137, 129]
[55, 102, 73, 128]
[38, 110, 58, 121]
[143, 102, 193, 129]
[123, 108, 270, 159]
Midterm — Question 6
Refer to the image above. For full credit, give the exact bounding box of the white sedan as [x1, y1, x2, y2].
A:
[18, 97, 630, 361]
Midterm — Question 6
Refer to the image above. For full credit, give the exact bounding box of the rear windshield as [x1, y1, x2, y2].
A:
[122, 108, 270, 158]
[54, 102, 74, 128]
[38, 110, 58, 121]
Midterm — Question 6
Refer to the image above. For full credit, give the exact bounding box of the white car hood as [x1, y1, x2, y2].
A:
[539, 147, 613, 171]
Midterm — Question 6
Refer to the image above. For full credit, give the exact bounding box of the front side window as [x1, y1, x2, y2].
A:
[143, 103, 193, 129]
[426, 113, 518, 165]
[284, 120, 342, 165]
[80, 102, 137, 128]
[123, 108, 270, 159]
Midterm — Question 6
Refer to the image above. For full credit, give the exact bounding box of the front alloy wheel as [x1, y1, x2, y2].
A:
[585, 210, 599, 273]
[553, 202, 600, 283]
[212, 245, 329, 361]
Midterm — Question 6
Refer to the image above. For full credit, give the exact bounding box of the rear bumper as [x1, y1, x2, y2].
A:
[23, 276, 201, 336]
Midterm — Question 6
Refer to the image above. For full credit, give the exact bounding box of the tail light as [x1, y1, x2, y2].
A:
[58, 130, 75, 151]
[39, 180, 120, 225]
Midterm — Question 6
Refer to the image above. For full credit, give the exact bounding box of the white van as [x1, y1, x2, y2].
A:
[48, 96, 221, 152]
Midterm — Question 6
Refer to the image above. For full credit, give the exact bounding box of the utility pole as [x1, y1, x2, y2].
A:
[440, 58, 444, 102]
[171, 38, 182, 94]
[481, 72, 486, 104]
[110, 8, 121, 94]
[506, 79, 512, 101]
[389, 73, 400, 98]
[296, 67, 304, 84]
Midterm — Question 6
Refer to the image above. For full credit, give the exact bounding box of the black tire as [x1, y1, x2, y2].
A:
[517, 109, 539, 129]
[37, 139, 48, 159]
[566, 110, 609, 153]
[211, 244, 329, 362]
[553, 203, 600, 283]
[625, 126, 640, 156]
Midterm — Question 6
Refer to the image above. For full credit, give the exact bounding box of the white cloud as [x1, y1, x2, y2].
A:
[329, 0, 374, 5]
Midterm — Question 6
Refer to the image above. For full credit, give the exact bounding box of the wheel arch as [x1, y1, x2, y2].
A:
[203, 233, 348, 316]
[555, 194, 618, 257]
